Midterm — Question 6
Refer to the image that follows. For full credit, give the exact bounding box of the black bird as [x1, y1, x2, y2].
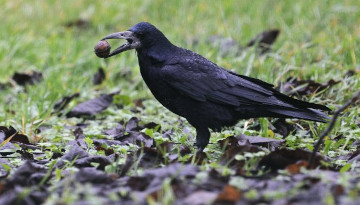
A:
[100, 22, 330, 150]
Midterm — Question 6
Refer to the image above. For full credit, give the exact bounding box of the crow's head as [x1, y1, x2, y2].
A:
[101, 22, 169, 58]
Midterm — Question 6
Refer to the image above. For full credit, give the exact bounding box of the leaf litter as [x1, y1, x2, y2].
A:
[66, 91, 119, 117]
[53, 92, 80, 113]
[1, 73, 359, 204]
[1, 115, 359, 204]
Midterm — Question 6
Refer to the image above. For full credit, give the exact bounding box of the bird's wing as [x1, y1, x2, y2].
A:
[161, 58, 292, 108]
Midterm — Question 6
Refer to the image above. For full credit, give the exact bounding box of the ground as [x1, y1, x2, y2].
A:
[0, 0, 360, 204]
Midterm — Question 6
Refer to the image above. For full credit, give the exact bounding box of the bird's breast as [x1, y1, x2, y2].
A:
[138, 58, 177, 107]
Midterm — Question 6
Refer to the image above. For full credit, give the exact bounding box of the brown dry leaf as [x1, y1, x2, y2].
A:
[215, 185, 242, 203]
[331, 184, 345, 197]
[258, 149, 323, 171]
[95, 144, 115, 156]
[0, 183, 4, 195]
[286, 160, 309, 174]
[133, 99, 146, 109]
[63, 19, 90, 29]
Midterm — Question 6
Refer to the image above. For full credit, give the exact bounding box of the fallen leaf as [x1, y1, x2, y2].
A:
[0, 162, 51, 204]
[115, 132, 154, 148]
[127, 176, 152, 191]
[103, 122, 124, 137]
[93, 67, 106, 85]
[219, 136, 263, 160]
[183, 191, 218, 205]
[5, 133, 30, 145]
[6, 161, 47, 187]
[286, 160, 309, 174]
[133, 99, 146, 109]
[94, 143, 115, 156]
[72, 127, 87, 148]
[272, 119, 296, 137]
[55, 143, 111, 170]
[64, 18, 90, 29]
[125, 117, 140, 131]
[331, 184, 345, 197]
[66, 92, 118, 117]
[12, 70, 42, 86]
[53, 93, 80, 112]
[0, 126, 31, 145]
[179, 145, 192, 156]
[117, 148, 161, 176]
[343, 69, 356, 78]
[237, 134, 284, 150]
[215, 185, 242, 203]
[129, 163, 199, 201]
[206, 169, 230, 190]
[156, 142, 174, 153]
[258, 149, 323, 171]
[0, 186, 48, 205]
[104, 118, 155, 148]
[247, 29, 280, 53]
[75, 167, 117, 184]
[16, 149, 34, 160]
[162, 130, 173, 140]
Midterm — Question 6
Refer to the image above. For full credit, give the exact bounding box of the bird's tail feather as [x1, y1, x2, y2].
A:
[277, 94, 331, 112]
[268, 108, 330, 122]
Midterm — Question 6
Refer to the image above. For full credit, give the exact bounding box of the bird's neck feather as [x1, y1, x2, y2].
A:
[137, 41, 177, 64]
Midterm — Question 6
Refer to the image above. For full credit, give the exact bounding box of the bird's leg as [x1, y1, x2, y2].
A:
[194, 127, 210, 151]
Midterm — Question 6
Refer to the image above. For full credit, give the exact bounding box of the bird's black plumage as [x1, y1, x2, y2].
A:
[101, 22, 330, 150]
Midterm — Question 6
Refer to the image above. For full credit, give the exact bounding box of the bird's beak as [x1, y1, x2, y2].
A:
[101, 31, 141, 58]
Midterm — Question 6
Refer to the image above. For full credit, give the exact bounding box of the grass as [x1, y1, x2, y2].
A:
[0, 0, 360, 204]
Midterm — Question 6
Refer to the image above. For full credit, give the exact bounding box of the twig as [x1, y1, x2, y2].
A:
[308, 90, 360, 167]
